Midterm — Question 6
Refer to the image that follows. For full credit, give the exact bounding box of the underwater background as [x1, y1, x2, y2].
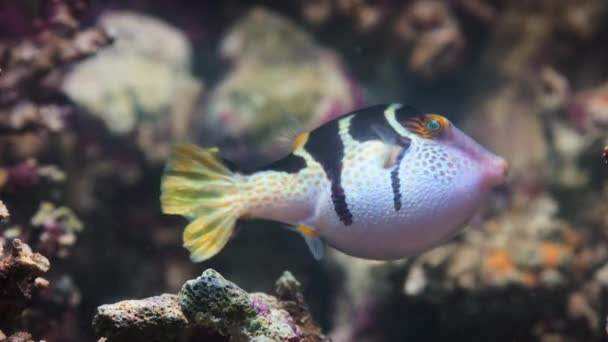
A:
[2, 0, 608, 341]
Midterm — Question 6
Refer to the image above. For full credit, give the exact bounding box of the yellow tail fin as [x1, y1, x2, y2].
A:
[161, 144, 242, 262]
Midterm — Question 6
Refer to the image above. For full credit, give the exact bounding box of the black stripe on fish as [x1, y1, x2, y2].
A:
[394, 104, 423, 123]
[348, 105, 399, 142]
[257, 153, 307, 174]
[303, 119, 353, 226]
[390, 147, 409, 211]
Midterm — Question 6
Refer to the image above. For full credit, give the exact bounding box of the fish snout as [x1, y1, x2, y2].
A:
[483, 156, 509, 188]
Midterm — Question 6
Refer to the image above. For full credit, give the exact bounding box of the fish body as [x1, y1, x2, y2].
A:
[161, 104, 508, 262]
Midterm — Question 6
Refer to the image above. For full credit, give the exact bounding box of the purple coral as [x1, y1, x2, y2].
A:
[252, 298, 270, 317]
[3, 160, 39, 191]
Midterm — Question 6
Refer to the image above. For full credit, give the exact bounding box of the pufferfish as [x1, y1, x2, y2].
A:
[161, 104, 508, 262]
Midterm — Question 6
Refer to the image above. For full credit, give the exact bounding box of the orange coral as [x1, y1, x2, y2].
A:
[485, 249, 514, 274]
[541, 242, 565, 269]
[519, 271, 539, 288]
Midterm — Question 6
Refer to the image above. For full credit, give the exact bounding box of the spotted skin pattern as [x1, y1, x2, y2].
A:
[233, 103, 507, 260]
[240, 148, 328, 225]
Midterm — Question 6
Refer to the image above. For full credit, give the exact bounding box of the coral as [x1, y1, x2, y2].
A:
[0, 201, 8, 221]
[30, 202, 83, 258]
[93, 268, 328, 342]
[301, 0, 386, 31]
[0, 3, 100, 338]
[327, 191, 608, 341]
[275, 272, 325, 342]
[296, 0, 475, 79]
[0, 160, 65, 193]
[0, 239, 50, 331]
[394, 0, 466, 78]
[569, 82, 608, 132]
[205, 6, 362, 166]
[463, 1, 608, 187]
[180, 269, 304, 341]
[0, 0, 112, 153]
[62, 10, 203, 161]
[0, 331, 34, 342]
[328, 254, 404, 342]
[180, 270, 319, 341]
[0, 165, 82, 258]
[402, 193, 589, 293]
[4, 1, 608, 341]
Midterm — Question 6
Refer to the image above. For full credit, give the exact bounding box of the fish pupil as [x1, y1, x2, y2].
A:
[427, 119, 440, 131]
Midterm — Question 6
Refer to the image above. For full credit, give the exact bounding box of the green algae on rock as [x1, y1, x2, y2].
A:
[93, 269, 328, 342]
[181, 269, 304, 342]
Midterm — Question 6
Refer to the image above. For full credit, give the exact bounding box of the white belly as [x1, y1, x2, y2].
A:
[313, 150, 485, 260]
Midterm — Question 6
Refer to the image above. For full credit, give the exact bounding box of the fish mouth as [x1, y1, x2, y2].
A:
[449, 126, 509, 188]
[482, 156, 509, 188]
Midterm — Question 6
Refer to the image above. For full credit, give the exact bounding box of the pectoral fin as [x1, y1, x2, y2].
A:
[296, 224, 325, 260]
[371, 124, 411, 169]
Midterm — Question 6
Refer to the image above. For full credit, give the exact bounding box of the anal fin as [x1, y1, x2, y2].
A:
[296, 224, 325, 260]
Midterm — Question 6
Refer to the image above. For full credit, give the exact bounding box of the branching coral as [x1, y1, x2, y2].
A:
[93, 269, 328, 342]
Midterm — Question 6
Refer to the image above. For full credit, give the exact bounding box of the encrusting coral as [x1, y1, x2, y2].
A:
[93, 269, 328, 342]
[62, 10, 203, 161]
[205, 6, 362, 166]
[403, 192, 586, 293]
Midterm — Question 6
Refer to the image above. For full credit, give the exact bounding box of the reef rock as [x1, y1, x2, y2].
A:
[0, 239, 50, 330]
[93, 294, 188, 341]
[93, 269, 328, 342]
[181, 269, 301, 342]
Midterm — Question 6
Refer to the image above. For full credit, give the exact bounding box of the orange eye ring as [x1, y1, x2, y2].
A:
[404, 114, 448, 139]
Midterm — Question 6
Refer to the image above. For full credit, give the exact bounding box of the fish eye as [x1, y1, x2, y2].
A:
[403, 114, 448, 139]
[426, 119, 441, 131]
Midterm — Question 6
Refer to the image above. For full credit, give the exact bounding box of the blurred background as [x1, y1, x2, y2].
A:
[1, 0, 608, 341]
